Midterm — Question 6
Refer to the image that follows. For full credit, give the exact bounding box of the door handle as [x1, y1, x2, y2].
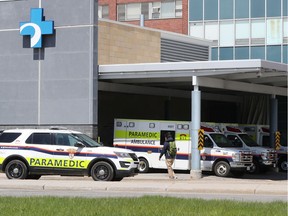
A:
[56, 148, 64, 151]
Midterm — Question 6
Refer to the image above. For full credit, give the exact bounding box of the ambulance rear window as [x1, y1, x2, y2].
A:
[0, 133, 21, 143]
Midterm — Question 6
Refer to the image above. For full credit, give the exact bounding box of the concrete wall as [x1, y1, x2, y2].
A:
[0, 0, 98, 138]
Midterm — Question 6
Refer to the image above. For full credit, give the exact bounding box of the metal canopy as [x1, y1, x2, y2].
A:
[99, 60, 288, 96]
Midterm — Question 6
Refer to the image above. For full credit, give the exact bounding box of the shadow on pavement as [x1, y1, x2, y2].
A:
[147, 168, 288, 181]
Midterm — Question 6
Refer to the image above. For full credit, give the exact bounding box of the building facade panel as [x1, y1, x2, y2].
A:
[0, 0, 38, 29]
[42, 0, 94, 26]
[0, 0, 98, 138]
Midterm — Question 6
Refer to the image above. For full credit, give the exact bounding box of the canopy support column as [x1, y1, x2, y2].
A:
[190, 76, 202, 179]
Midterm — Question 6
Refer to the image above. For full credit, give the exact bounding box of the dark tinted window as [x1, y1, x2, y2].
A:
[0, 133, 21, 143]
[204, 135, 213, 148]
[26, 133, 52, 145]
[53, 133, 80, 146]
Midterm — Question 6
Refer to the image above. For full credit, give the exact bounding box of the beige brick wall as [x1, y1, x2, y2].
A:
[98, 20, 161, 64]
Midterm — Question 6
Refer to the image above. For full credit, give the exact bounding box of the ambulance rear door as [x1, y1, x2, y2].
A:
[174, 122, 191, 170]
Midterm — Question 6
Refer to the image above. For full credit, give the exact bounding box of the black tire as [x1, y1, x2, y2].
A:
[138, 158, 149, 173]
[113, 177, 124, 181]
[26, 175, 41, 180]
[214, 161, 230, 177]
[247, 160, 260, 174]
[231, 170, 245, 178]
[91, 161, 114, 181]
[278, 158, 287, 172]
[5, 160, 28, 179]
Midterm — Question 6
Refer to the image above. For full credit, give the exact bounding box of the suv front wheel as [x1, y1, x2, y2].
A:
[91, 161, 114, 181]
[5, 160, 28, 179]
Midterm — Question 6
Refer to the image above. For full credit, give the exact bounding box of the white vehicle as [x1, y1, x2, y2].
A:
[219, 124, 277, 174]
[0, 128, 139, 181]
[113, 119, 252, 177]
[240, 125, 287, 172]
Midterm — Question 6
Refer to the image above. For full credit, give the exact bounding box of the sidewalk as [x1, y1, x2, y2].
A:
[0, 172, 287, 196]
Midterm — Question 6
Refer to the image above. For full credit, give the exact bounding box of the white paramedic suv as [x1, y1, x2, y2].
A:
[0, 128, 139, 181]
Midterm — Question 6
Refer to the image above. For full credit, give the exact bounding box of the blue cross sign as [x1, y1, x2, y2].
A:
[20, 8, 54, 48]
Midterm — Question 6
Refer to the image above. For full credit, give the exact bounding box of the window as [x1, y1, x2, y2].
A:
[204, 0, 218, 20]
[251, 0, 265, 18]
[283, 45, 288, 64]
[26, 133, 52, 145]
[117, 4, 125, 21]
[227, 135, 242, 147]
[189, 0, 203, 21]
[284, 18, 288, 43]
[220, 0, 233, 19]
[205, 22, 218, 41]
[219, 47, 233, 60]
[235, 47, 249, 59]
[126, 3, 141, 20]
[267, 0, 281, 17]
[98, 5, 109, 19]
[190, 22, 204, 38]
[54, 133, 79, 146]
[204, 135, 213, 148]
[235, 20, 249, 45]
[0, 133, 21, 143]
[267, 45, 281, 62]
[220, 21, 234, 46]
[211, 47, 218, 60]
[175, 0, 182, 17]
[284, 0, 288, 16]
[117, 1, 182, 21]
[251, 46, 265, 60]
[141, 3, 149, 20]
[162, 0, 175, 18]
[251, 19, 265, 44]
[267, 18, 282, 45]
[235, 0, 249, 18]
[151, 2, 161, 19]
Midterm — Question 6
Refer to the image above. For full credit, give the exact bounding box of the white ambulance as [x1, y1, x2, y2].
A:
[219, 124, 277, 174]
[240, 125, 287, 172]
[113, 119, 252, 177]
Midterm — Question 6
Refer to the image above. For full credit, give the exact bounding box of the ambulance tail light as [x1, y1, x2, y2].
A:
[261, 127, 270, 133]
[226, 126, 242, 133]
[201, 126, 214, 132]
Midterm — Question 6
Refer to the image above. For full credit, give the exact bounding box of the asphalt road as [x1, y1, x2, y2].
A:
[0, 171, 287, 202]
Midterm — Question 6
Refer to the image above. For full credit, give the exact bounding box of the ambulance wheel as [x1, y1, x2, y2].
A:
[278, 158, 287, 172]
[5, 160, 28, 179]
[91, 161, 114, 181]
[214, 161, 230, 177]
[247, 160, 260, 174]
[231, 170, 245, 178]
[139, 158, 149, 173]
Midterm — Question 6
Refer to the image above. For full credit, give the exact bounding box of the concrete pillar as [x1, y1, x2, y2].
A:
[190, 76, 202, 179]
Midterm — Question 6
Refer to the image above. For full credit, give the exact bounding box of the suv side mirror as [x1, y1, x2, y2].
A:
[74, 142, 85, 148]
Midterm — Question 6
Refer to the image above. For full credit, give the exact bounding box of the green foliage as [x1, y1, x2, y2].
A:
[0, 196, 286, 216]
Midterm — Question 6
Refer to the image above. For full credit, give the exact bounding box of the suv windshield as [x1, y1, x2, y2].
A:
[210, 133, 234, 148]
[239, 134, 259, 147]
[72, 133, 101, 147]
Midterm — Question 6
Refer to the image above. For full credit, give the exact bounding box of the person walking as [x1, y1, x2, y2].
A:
[159, 132, 177, 179]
